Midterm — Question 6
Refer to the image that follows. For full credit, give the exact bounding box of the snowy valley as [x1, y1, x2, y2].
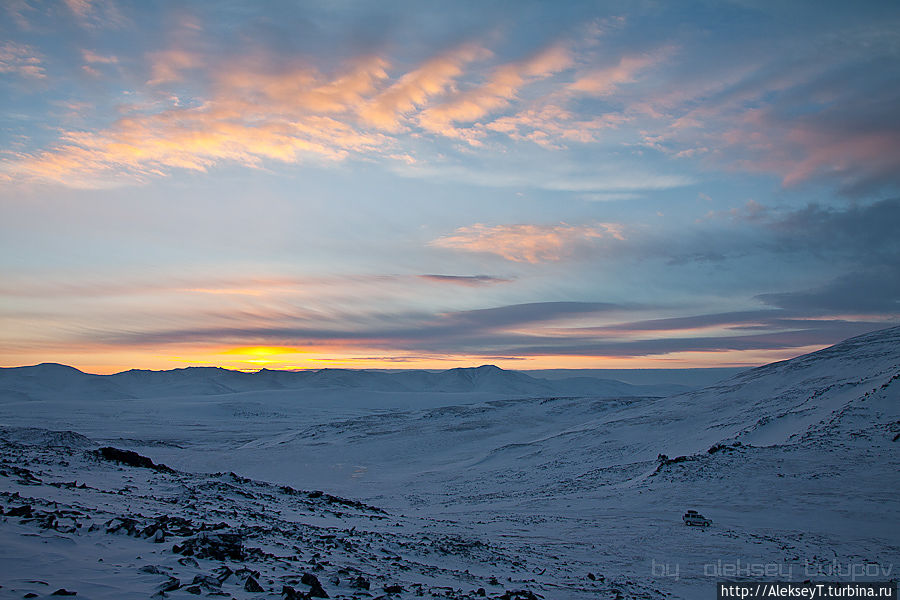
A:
[0, 327, 898, 599]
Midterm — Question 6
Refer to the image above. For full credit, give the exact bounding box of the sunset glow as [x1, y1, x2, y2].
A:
[1, 1, 898, 374]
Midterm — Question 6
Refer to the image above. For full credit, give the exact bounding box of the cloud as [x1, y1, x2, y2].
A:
[63, 0, 126, 28]
[441, 301, 624, 328]
[483, 104, 629, 148]
[59, 294, 894, 362]
[359, 43, 489, 131]
[215, 55, 389, 115]
[569, 52, 660, 96]
[417, 43, 572, 140]
[73, 300, 631, 351]
[4, 0, 36, 29]
[758, 266, 900, 313]
[147, 49, 202, 84]
[429, 222, 624, 263]
[637, 32, 900, 194]
[762, 197, 900, 260]
[7, 55, 394, 186]
[418, 274, 512, 286]
[0, 42, 45, 79]
[7, 4, 897, 195]
[488, 324, 887, 358]
[63, 0, 92, 19]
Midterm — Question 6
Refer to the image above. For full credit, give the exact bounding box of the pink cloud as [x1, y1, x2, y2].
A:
[483, 104, 629, 148]
[779, 128, 900, 190]
[63, 0, 126, 28]
[63, 0, 93, 19]
[82, 49, 118, 64]
[569, 53, 659, 96]
[147, 49, 203, 84]
[0, 41, 45, 79]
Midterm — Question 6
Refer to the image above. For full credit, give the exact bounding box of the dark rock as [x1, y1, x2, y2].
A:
[24, 594, 39, 599]
[587, 572, 595, 580]
[154, 515, 195, 536]
[157, 577, 180, 593]
[50, 590, 77, 596]
[349, 576, 370, 589]
[301, 572, 329, 596]
[384, 584, 404, 594]
[105, 517, 140, 536]
[185, 586, 202, 595]
[173, 532, 243, 561]
[235, 567, 260, 579]
[93, 447, 175, 473]
[213, 565, 233, 584]
[7, 505, 32, 517]
[190, 574, 221, 590]
[499, 591, 542, 600]
[281, 585, 302, 599]
[244, 576, 264, 592]
[308, 582, 329, 598]
[139, 565, 163, 574]
[476, 589, 486, 597]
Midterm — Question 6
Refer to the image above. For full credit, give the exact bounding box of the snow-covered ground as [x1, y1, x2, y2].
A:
[1, 327, 898, 599]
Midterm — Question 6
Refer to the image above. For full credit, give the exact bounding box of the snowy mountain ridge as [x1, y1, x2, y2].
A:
[0, 362, 688, 401]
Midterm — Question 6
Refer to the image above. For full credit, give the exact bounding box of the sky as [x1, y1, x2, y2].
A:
[1, 0, 899, 374]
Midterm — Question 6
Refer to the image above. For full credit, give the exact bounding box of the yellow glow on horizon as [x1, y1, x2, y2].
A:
[0, 342, 832, 375]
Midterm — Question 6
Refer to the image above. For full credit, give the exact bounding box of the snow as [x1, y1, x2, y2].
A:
[1, 327, 898, 599]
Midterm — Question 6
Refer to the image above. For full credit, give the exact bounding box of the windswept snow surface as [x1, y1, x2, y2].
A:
[1, 328, 899, 599]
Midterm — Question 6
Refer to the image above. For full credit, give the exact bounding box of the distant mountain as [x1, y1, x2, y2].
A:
[0, 362, 687, 401]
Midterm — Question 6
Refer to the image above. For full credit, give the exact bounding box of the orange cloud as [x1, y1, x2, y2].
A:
[418, 43, 572, 140]
[360, 43, 489, 131]
[430, 222, 624, 263]
[10, 91, 389, 187]
[6, 35, 664, 186]
[216, 55, 389, 115]
[8, 51, 406, 186]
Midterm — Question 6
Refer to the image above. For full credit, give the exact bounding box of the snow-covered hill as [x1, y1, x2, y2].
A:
[0, 326, 898, 599]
